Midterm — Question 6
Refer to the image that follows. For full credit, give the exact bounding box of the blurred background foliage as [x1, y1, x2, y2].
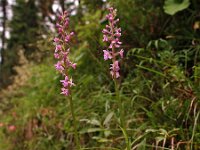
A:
[0, 0, 200, 149]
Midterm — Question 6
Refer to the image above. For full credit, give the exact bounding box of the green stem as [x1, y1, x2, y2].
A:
[69, 94, 81, 149]
[114, 79, 130, 150]
[114, 80, 124, 128]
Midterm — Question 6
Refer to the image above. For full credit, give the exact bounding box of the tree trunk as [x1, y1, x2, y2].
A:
[1, 0, 7, 64]
[59, 0, 65, 11]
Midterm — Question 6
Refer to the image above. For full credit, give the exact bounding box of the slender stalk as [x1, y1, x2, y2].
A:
[114, 80, 124, 127]
[69, 93, 81, 149]
[114, 79, 130, 150]
[102, 7, 130, 149]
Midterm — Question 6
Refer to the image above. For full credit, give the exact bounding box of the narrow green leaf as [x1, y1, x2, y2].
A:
[103, 112, 114, 126]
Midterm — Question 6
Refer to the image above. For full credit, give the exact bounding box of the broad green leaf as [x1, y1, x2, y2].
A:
[164, 0, 190, 15]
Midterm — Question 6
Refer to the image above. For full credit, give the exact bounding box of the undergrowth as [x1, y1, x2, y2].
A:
[0, 39, 200, 149]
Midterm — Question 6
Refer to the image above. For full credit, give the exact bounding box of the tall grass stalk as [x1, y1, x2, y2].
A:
[114, 80, 131, 150]
[69, 93, 81, 149]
